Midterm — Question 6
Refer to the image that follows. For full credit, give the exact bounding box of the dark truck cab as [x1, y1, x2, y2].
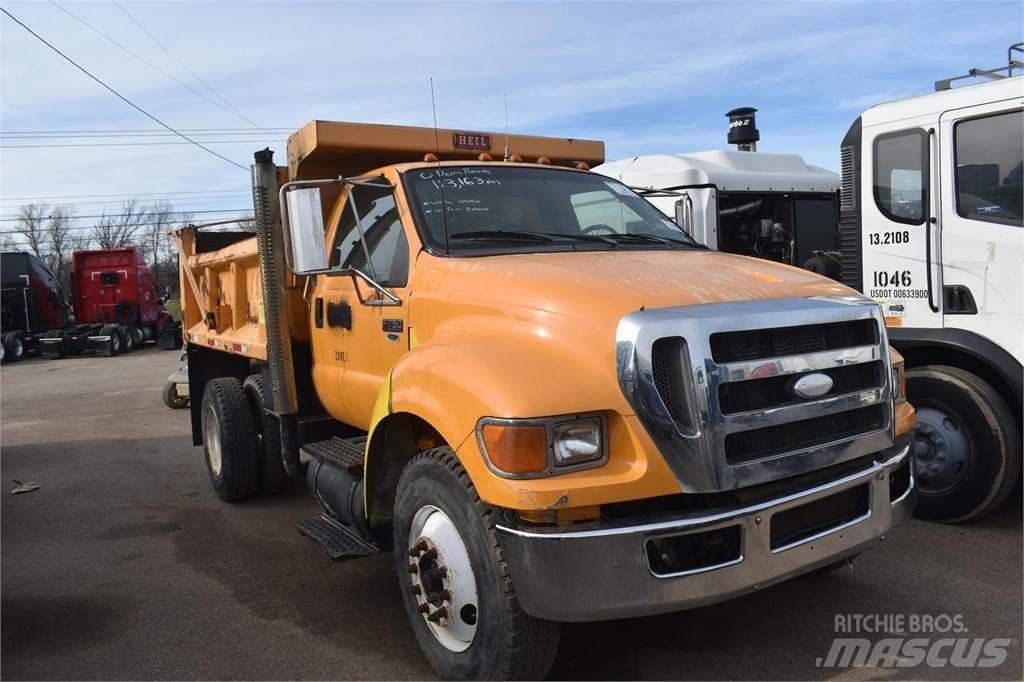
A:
[0, 251, 68, 362]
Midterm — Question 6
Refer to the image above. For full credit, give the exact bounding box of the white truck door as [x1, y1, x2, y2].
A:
[862, 118, 943, 329]
[938, 99, 1024, 361]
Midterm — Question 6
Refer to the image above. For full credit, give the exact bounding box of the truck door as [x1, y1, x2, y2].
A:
[311, 182, 412, 429]
[862, 120, 942, 328]
[938, 101, 1023, 359]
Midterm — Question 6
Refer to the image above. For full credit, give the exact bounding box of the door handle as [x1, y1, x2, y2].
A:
[314, 297, 324, 328]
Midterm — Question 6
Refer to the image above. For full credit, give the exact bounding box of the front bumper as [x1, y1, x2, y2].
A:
[496, 436, 914, 622]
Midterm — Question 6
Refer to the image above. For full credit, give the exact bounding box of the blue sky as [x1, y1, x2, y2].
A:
[1, 0, 1021, 229]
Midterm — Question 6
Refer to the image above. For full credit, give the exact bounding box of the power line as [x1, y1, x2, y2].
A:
[1, 131, 290, 139]
[1, 128, 291, 135]
[1, 139, 286, 148]
[0, 7, 248, 171]
[0, 208, 253, 222]
[2, 188, 248, 201]
[0, 215, 254, 234]
[47, 1, 257, 130]
[1, 195, 250, 208]
[110, 0, 262, 129]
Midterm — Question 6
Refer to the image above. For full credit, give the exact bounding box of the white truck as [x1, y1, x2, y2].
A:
[597, 49, 1023, 522]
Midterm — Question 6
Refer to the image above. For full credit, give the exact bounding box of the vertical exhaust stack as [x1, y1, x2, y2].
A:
[251, 149, 301, 476]
[727, 107, 760, 152]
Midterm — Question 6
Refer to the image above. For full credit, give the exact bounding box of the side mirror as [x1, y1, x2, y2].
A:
[284, 187, 329, 273]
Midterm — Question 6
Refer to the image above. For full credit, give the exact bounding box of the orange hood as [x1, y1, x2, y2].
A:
[415, 248, 858, 317]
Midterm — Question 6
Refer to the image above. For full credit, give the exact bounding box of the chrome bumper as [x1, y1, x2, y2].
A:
[496, 438, 914, 622]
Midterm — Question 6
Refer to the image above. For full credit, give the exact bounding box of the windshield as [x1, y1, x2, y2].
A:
[403, 165, 699, 254]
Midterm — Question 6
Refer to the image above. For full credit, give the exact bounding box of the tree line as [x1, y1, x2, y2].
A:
[2, 200, 212, 297]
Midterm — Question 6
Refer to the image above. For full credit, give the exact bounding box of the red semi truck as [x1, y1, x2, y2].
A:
[39, 247, 180, 358]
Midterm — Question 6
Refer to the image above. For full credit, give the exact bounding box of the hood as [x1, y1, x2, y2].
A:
[417, 248, 857, 316]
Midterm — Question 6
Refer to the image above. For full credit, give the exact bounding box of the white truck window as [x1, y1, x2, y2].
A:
[954, 109, 1023, 226]
[873, 129, 927, 224]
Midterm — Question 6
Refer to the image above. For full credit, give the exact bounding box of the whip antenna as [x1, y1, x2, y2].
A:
[430, 77, 440, 155]
[428, 77, 450, 252]
[503, 93, 510, 161]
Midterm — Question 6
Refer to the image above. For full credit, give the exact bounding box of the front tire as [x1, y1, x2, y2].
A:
[394, 448, 559, 680]
[2, 333, 23, 363]
[201, 377, 260, 502]
[162, 381, 189, 409]
[908, 365, 1021, 522]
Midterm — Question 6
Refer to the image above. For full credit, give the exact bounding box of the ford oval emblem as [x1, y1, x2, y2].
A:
[792, 373, 834, 399]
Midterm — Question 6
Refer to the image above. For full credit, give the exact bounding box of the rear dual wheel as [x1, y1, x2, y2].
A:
[243, 374, 291, 495]
[394, 448, 559, 680]
[201, 378, 260, 502]
[200, 375, 292, 502]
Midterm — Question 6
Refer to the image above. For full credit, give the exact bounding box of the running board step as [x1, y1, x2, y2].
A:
[301, 436, 366, 474]
[296, 514, 379, 560]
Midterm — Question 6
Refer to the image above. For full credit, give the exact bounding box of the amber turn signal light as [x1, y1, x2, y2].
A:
[480, 423, 548, 474]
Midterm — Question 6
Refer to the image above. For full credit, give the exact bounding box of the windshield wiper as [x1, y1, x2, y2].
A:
[448, 230, 557, 243]
[601, 233, 696, 247]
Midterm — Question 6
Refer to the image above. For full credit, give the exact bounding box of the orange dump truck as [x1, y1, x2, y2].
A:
[177, 121, 916, 680]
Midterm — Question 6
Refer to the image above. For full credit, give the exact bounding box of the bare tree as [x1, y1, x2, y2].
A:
[140, 201, 176, 285]
[45, 205, 77, 289]
[13, 204, 49, 258]
[0, 232, 18, 251]
[92, 199, 148, 249]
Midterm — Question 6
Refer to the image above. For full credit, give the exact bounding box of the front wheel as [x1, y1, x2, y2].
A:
[162, 381, 189, 409]
[908, 365, 1021, 522]
[393, 448, 559, 681]
[2, 333, 23, 363]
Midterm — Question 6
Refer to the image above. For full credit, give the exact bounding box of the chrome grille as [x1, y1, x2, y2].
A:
[616, 296, 895, 493]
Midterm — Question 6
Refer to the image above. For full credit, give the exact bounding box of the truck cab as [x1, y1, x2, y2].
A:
[178, 121, 915, 680]
[595, 108, 843, 278]
[0, 251, 67, 362]
[838, 61, 1022, 522]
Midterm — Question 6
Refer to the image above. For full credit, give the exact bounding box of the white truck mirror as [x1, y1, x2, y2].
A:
[285, 187, 329, 273]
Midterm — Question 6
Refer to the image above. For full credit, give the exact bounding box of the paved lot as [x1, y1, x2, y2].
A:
[2, 349, 1021, 680]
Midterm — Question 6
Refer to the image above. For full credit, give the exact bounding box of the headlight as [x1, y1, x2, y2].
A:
[478, 414, 607, 478]
[552, 418, 602, 466]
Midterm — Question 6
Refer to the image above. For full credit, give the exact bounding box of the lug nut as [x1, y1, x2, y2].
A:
[423, 548, 438, 561]
[439, 589, 452, 602]
[418, 603, 430, 614]
[407, 564, 418, 574]
[412, 585, 422, 596]
[437, 566, 448, 578]
[427, 607, 449, 623]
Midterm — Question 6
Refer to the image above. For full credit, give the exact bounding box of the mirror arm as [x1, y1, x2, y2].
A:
[347, 267, 401, 305]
